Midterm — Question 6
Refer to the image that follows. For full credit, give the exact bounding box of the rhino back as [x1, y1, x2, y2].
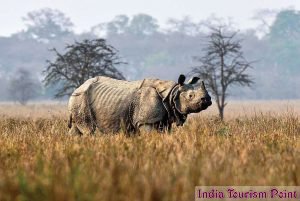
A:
[89, 76, 142, 132]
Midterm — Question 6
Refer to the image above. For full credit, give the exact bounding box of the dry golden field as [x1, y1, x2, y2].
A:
[0, 100, 299, 201]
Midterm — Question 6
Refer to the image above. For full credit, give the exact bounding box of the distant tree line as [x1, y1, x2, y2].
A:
[0, 8, 300, 103]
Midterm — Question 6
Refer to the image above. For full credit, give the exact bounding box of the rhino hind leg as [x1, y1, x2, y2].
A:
[68, 117, 96, 135]
[68, 124, 83, 136]
[68, 91, 97, 135]
[77, 123, 95, 135]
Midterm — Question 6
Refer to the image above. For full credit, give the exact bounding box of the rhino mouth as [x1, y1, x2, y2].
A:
[202, 99, 212, 107]
[200, 103, 211, 110]
[196, 99, 212, 111]
[187, 100, 212, 113]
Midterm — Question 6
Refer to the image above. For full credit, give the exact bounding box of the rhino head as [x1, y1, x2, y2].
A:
[173, 74, 212, 114]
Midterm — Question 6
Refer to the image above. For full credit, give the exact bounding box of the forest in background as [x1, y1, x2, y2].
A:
[0, 8, 300, 100]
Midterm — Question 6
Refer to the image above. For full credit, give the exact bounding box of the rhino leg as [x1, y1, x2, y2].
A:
[159, 122, 172, 133]
[138, 124, 154, 133]
[68, 114, 82, 136]
[68, 124, 83, 136]
[68, 113, 95, 136]
[138, 123, 171, 133]
[75, 120, 95, 135]
[132, 87, 169, 133]
[68, 92, 96, 136]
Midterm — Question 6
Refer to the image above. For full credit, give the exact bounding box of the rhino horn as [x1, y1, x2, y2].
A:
[200, 81, 206, 90]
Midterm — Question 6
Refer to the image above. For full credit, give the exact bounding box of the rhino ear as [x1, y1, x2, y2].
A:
[187, 77, 200, 85]
[178, 74, 185, 86]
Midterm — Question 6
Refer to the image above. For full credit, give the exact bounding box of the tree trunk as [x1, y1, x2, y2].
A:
[218, 106, 224, 121]
[220, 53, 225, 121]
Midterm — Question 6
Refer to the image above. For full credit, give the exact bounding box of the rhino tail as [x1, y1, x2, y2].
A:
[68, 114, 72, 128]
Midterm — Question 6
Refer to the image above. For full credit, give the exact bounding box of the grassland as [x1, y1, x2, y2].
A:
[0, 101, 299, 201]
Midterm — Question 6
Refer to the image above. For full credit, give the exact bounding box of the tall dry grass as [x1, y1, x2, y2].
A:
[0, 101, 299, 201]
[1, 100, 300, 119]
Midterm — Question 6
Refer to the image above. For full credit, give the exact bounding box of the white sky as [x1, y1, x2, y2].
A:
[0, 0, 299, 36]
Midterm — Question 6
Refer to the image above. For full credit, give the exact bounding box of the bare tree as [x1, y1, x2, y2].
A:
[9, 69, 41, 105]
[43, 39, 125, 98]
[191, 26, 254, 120]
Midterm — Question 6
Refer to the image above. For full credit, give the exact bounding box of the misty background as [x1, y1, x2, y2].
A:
[0, 0, 300, 101]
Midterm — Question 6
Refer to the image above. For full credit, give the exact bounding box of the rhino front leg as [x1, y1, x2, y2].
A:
[133, 87, 169, 134]
[161, 123, 172, 133]
[138, 123, 171, 133]
[138, 124, 154, 133]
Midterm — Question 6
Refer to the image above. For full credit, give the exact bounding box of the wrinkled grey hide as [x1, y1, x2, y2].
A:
[68, 75, 212, 135]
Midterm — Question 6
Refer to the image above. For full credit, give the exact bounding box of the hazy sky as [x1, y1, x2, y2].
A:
[1, 0, 300, 36]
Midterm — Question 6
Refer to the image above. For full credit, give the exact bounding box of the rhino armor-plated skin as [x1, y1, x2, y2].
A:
[68, 75, 212, 135]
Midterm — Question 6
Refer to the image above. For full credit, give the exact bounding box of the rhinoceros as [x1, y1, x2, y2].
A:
[67, 74, 212, 135]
